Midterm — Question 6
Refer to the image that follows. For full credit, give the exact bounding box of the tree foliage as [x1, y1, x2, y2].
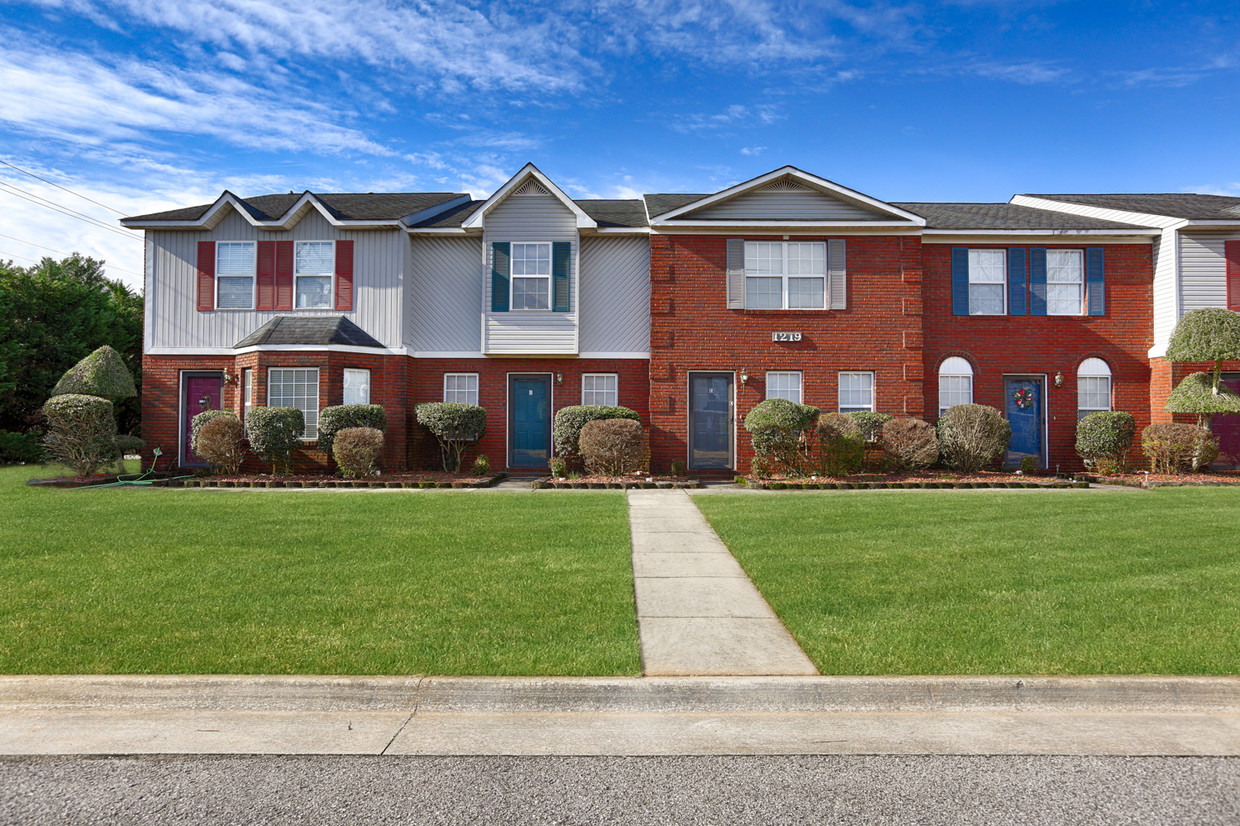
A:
[1165, 309, 1240, 424]
[41, 393, 117, 477]
[51, 345, 136, 400]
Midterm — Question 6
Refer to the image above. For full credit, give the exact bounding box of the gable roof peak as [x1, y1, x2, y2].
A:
[460, 163, 597, 230]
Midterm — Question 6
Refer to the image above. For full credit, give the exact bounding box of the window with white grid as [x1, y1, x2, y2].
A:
[582, 373, 618, 406]
[1047, 250, 1084, 315]
[968, 249, 1006, 315]
[267, 368, 319, 439]
[511, 242, 551, 310]
[765, 371, 802, 404]
[444, 373, 478, 405]
[744, 241, 826, 309]
[838, 371, 874, 413]
[1077, 358, 1112, 420]
[294, 241, 334, 309]
[937, 357, 974, 416]
[215, 242, 255, 309]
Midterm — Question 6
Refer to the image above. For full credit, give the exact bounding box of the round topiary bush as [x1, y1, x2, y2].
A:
[1075, 411, 1136, 474]
[552, 405, 642, 468]
[1141, 422, 1218, 473]
[191, 409, 236, 456]
[42, 393, 117, 476]
[416, 402, 487, 471]
[816, 412, 863, 477]
[245, 406, 305, 474]
[196, 415, 244, 475]
[743, 398, 818, 476]
[579, 418, 645, 476]
[881, 417, 938, 470]
[333, 426, 385, 478]
[936, 404, 1011, 473]
[318, 404, 387, 457]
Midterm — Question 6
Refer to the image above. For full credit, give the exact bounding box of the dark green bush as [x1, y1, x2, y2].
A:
[553, 405, 641, 467]
[849, 411, 894, 443]
[245, 406, 305, 474]
[196, 415, 244, 475]
[416, 402, 487, 471]
[333, 426, 384, 478]
[1142, 422, 1218, 473]
[579, 418, 645, 476]
[1075, 411, 1136, 474]
[0, 430, 44, 464]
[816, 412, 863, 477]
[42, 394, 117, 476]
[881, 417, 938, 470]
[318, 404, 387, 457]
[191, 409, 235, 456]
[50, 345, 136, 400]
[743, 398, 819, 476]
[936, 404, 1011, 473]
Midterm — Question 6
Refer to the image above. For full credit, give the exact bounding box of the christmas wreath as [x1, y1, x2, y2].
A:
[1013, 388, 1034, 410]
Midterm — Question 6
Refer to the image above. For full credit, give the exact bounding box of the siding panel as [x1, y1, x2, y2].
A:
[1180, 231, 1238, 314]
[578, 236, 651, 354]
[410, 236, 484, 352]
[690, 190, 887, 221]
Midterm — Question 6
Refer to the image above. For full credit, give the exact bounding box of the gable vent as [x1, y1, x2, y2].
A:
[757, 180, 813, 193]
[512, 180, 550, 197]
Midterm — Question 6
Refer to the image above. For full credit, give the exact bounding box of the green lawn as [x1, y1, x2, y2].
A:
[0, 465, 639, 675]
[695, 489, 1240, 675]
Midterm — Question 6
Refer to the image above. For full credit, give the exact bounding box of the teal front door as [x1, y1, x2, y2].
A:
[509, 374, 552, 468]
[1004, 376, 1044, 467]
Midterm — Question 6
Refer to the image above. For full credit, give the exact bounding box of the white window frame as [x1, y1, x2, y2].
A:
[744, 241, 827, 310]
[241, 367, 253, 435]
[582, 373, 618, 406]
[1047, 249, 1085, 316]
[267, 367, 320, 440]
[968, 249, 1007, 316]
[765, 371, 803, 404]
[444, 373, 479, 405]
[938, 357, 974, 416]
[1077, 358, 1112, 420]
[294, 240, 335, 310]
[838, 371, 875, 413]
[215, 241, 256, 310]
[343, 368, 370, 406]
[510, 242, 551, 311]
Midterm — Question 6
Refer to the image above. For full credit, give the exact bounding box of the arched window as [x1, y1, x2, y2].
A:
[938, 357, 974, 416]
[1078, 358, 1112, 419]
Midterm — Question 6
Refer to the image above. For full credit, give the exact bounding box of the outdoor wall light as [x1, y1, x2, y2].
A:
[1054, 371, 1064, 387]
[555, 372, 563, 385]
[739, 368, 749, 385]
[222, 368, 234, 384]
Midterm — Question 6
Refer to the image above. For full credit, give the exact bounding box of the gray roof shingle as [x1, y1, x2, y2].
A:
[407, 198, 650, 229]
[644, 194, 709, 218]
[1022, 193, 1240, 221]
[891, 202, 1152, 231]
[125, 192, 467, 223]
[234, 316, 385, 349]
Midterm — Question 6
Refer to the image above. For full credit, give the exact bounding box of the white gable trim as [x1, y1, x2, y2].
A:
[121, 191, 411, 231]
[650, 166, 926, 226]
[1010, 195, 1183, 231]
[461, 163, 597, 230]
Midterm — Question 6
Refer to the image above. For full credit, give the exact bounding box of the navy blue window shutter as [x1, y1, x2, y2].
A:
[1029, 248, 1047, 316]
[1086, 247, 1105, 316]
[491, 242, 510, 312]
[951, 248, 969, 315]
[1007, 248, 1027, 316]
[552, 241, 571, 312]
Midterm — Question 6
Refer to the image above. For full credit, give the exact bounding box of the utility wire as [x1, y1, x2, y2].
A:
[0, 231, 143, 278]
[0, 181, 139, 241]
[0, 158, 126, 215]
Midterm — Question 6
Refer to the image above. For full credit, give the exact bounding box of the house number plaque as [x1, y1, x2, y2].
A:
[771, 332, 802, 342]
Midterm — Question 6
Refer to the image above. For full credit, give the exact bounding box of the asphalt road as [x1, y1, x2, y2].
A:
[3, 754, 1237, 825]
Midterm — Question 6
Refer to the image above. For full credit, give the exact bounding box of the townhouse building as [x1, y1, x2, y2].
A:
[121, 164, 1240, 474]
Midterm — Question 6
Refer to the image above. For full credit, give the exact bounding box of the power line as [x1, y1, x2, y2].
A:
[0, 231, 143, 278]
[0, 181, 139, 241]
[0, 158, 126, 215]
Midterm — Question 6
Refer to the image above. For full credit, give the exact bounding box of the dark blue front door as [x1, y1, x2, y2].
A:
[689, 373, 734, 470]
[1005, 376, 1043, 467]
[509, 375, 551, 468]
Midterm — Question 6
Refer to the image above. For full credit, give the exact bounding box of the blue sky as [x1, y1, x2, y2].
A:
[1, 0, 1237, 290]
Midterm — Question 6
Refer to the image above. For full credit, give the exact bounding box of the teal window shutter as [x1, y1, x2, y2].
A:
[491, 242, 510, 312]
[552, 241, 570, 312]
[1086, 247, 1105, 316]
[1007, 248, 1027, 315]
[1029, 248, 1047, 316]
[951, 248, 969, 315]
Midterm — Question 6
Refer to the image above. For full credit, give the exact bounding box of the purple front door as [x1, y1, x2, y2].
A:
[182, 373, 224, 465]
[1213, 374, 1240, 467]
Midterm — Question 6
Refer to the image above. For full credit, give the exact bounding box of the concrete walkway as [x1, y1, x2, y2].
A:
[628, 489, 817, 677]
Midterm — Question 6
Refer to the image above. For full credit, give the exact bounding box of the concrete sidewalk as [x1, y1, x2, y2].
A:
[3, 675, 1240, 756]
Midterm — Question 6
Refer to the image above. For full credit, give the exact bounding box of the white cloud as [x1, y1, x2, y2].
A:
[740, 146, 766, 156]
[1186, 183, 1240, 197]
[671, 104, 784, 133]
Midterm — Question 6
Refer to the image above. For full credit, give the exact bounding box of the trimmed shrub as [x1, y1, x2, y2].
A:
[669, 459, 685, 477]
[881, 417, 938, 470]
[50, 345, 136, 400]
[816, 412, 864, 477]
[549, 456, 567, 478]
[333, 427, 384, 478]
[416, 402, 487, 472]
[472, 454, 491, 476]
[553, 405, 642, 468]
[579, 418, 645, 476]
[196, 415, 244, 475]
[191, 409, 235, 456]
[0, 430, 44, 464]
[245, 406, 305, 474]
[849, 411, 894, 443]
[41, 394, 117, 476]
[936, 404, 1011, 473]
[318, 404, 387, 457]
[1164, 372, 1240, 419]
[1142, 422, 1219, 473]
[1075, 411, 1136, 474]
[743, 398, 819, 476]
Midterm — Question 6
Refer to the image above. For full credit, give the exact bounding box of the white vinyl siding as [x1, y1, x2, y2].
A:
[343, 368, 370, 405]
[268, 367, 319, 439]
[938, 357, 973, 416]
[690, 189, 888, 221]
[409, 236, 483, 352]
[838, 371, 874, 413]
[1078, 358, 1112, 420]
[582, 373, 618, 406]
[1047, 250, 1084, 315]
[744, 242, 826, 310]
[444, 373, 478, 405]
[578, 236, 651, 356]
[765, 371, 802, 404]
[294, 241, 334, 309]
[1181, 232, 1239, 314]
[968, 249, 1006, 315]
[215, 241, 255, 309]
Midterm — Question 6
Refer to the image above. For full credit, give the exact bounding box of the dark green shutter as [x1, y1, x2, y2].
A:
[1007, 248, 1027, 315]
[1029, 248, 1047, 316]
[1086, 247, 1105, 316]
[951, 248, 969, 315]
[552, 241, 570, 312]
[491, 242, 510, 312]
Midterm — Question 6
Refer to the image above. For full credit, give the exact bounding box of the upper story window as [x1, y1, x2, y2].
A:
[766, 371, 802, 404]
[1047, 250, 1084, 315]
[744, 242, 826, 309]
[511, 242, 551, 310]
[938, 357, 974, 416]
[582, 373, 618, 406]
[295, 241, 334, 309]
[1077, 358, 1112, 420]
[968, 249, 1006, 315]
[444, 373, 479, 405]
[838, 371, 874, 413]
[216, 242, 255, 309]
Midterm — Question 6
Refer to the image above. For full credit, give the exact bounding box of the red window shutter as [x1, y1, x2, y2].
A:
[275, 240, 294, 311]
[335, 240, 354, 311]
[196, 241, 215, 311]
[256, 241, 275, 311]
[1227, 241, 1240, 312]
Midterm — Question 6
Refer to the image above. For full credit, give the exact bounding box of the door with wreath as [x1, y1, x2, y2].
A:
[1004, 376, 1044, 468]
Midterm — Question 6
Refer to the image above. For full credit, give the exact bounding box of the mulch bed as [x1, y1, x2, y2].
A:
[536, 475, 698, 489]
[743, 470, 1088, 490]
[1079, 471, 1240, 488]
[30, 471, 508, 489]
